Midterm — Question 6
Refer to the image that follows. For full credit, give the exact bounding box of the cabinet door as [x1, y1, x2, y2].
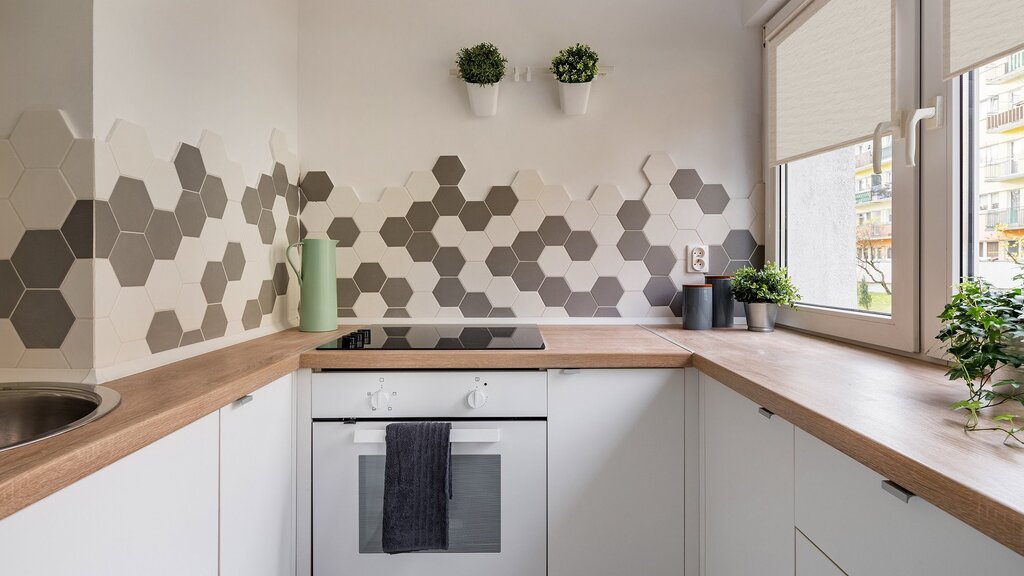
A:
[220, 374, 296, 576]
[548, 368, 686, 576]
[0, 412, 219, 576]
[795, 529, 845, 576]
[795, 428, 1024, 574]
[702, 374, 794, 576]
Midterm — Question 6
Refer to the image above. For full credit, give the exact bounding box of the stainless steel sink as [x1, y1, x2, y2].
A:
[0, 383, 121, 453]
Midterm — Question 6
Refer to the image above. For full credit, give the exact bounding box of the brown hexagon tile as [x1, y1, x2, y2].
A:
[616, 230, 650, 261]
[259, 279, 277, 314]
[241, 186, 262, 224]
[512, 261, 545, 291]
[286, 184, 300, 216]
[697, 184, 729, 215]
[174, 144, 207, 192]
[485, 186, 517, 216]
[299, 171, 333, 202]
[354, 262, 387, 292]
[110, 176, 155, 232]
[511, 231, 544, 261]
[644, 276, 677, 306]
[273, 263, 289, 295]
[564, 231, 597, 261]
[257, 174, 277, 209]
[61, 200, 93, 258]
[489, 307, 514, 318]
[181, 329, 204, 346]
[432, 186, 465, 216]
[670, 291, 683, 317]
[565, 292, 598, 317]
[432, 156, 465, 185]
[338, 308, 357, 318]
[95, 201, 119, 258]
[750, 245, 765, 269]
[380, 217, 413, 247]
[327, 217, 360, 247]
[432, 246, 466, 277]
[381, 278, 413, 307]
[336, 277, 359, 307]
[201, 304, 228, 339]
[538, 216, 571, 246]
[432, 277, 466, 307]
[385, 308, 410, 319]
[147, 310, 183, 353]
[241, 299, 263, 330]
[670, 169, 703, 199]
[109, 233, 154, 287]
[722, 229, 757, 259]
[460, 292, 492, 317]
[595, 307, 621, 318]
[644, 245, 677, 275]
[201, 262, 227, 303]
[287, 216, 299, 245]
[592, 277, 624, 306]
[258, 210, 276, 244]
[485, 246, 518, 276]
[146, 210, 183, 260]
[175, 191, 207, 237]
[200, 175, 228, 218]
[299, 220, 308, 241]
[222, 242, 245, 281]
[273, 163, 288, 196]
[11, 289, 74, 348]
[617, 200, 650, 231]
[708, 245, 729, 275]
[406, 231, 440, 261]
[406, 201, 439, 232]
[458, 201, 492, 232]
[0, 260, 24, 318]
[12, 230, 74, 288]
[539, 277, 571, 307]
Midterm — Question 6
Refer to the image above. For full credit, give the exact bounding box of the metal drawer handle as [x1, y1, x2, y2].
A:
[758, 407, 774, 420]
[234, 394, 254, 407]
[353, 429, 501, 444]
[561, 368, 582, 375]
[881, 480, 915, 503]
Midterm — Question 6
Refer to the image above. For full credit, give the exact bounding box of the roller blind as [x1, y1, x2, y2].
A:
[944, 0, 1024, 79]
[767, 0, 896, 166]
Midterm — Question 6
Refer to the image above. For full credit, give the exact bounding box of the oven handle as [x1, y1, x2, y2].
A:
[352, 429, 501, 444]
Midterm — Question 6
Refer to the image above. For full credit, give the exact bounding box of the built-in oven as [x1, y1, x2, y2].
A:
[310, 371, 547, 575]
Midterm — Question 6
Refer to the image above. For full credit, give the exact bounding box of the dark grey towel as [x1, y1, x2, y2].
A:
[382, 422, 452, 554]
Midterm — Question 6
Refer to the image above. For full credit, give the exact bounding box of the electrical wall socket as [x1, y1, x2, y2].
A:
[687, 244, 709, 273]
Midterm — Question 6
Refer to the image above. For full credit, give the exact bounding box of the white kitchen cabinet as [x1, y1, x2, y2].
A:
[548, 368, 686, 576]
[220, 373, 296, 576]
[795, 529, 845, 576]
[795, 428, 1024, 574]
[0, 412, 219, 576]
[701, 374, 794, 576]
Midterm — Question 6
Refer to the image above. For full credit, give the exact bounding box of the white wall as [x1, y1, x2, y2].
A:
[0, 0, 93, 137]
[93, 0, 298, 181]
[298, 0, 762, 202]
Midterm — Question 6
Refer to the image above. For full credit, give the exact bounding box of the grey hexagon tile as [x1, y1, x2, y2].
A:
[273, 263, 289, 295]
[286, 184, 301, 216]
[595, 307, 621, 318]
[175, 191, 207, 237]
[696, 184, 729, 214]
[300, 220, 308, 241]
[406, 201, 439, 232]
[433, 246, 466, 277]
[385, 308, 410, 319]
[300, 171, 333, 202]
[221, 242, 245, 281]
[511, 231, 544, 261]
[565, 292, 598, 317]
[432, 156, 465, 185]
[381, 278, 413, 307]
[538, 277, 571, 307]
[617, 230, 650, 261]
[336, 277, 359, 308]
[145, 210, 182, 260]
[258, 280, 277, 314]
[489, 307, 514, 318]
[724, 259, 749, 275]
[61, 200, 93, 258]
[644, 276, 677, 306]
[257, 174, 277, 209]
[241, 299, 263, 330]
[201, 304, 228, 339]
[432, 277, 466, 307]
[592, 276, 624, 306]
[287, 216, 299, 245]
[432, 186, 465, 216]
[109, 233, 154, 287]
[10, 110, 74, 168]
[200, 175, 228, 218]
[564, 231, 597, 261]
[722, 229, 757, 259]
[241, 186, 262, 224]
[708, 245, 729, 275]
[146, 310, 183, 353]
[644, 246, 677, 275]
[12, 230, 74, 288]
[750, 245, 766, 269]
[670, 291, 684, 318]
[11, 290, 74, 348]
[670, 169, 703, 199]
[479, 246, 515, 277]
[272, 163, 288, 196]
[174, 144, 207, 192]
[354, 262, 387, 293]
[109, 176, 154, 232]
[538, 216, 571, 246]
[617, 200, 650, 231]
[95, 201, 118, 258]
[327, 217, 360, 247]
[258, 209, 276, 244]
[0, 261, 24, 318]
[458, 201, 492, 232]
[459, 292, 492, 317]
[485, 186, 517, 216]
[512, 261, 544, 291]
[407, 231, 440, 262]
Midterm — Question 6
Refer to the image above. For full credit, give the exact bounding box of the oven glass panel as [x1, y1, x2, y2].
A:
[358, 455, 502, 553]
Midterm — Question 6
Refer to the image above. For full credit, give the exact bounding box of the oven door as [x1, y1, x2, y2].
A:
[312, 420, 546, 576]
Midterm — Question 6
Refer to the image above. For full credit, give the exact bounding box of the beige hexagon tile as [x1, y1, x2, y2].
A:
[222, 202, 248, 241]
[0, 140, 23, 199]
[697, 214, 731, 245]
[619, 261, 651, 291]
[591, 245, 625, 276]
[353, 202, 385, 231]
[272, 199, 290, 232]
[379, 186, 413, 217]
[144, 159, 183, 211]
[484, 215, 519, 246]
[648, 306, 676, 318]
[459, 231, 492, 262]
[94, 140, 119, 201]
[511, 200, 544, 231]
[618, 290, 652, 317]
[542, 307, 569, 318]
[198, 130, 231, 177]
[93, 317, 120, 369]
[10, 109, 74, 168]
[269, 129, 299, 182]
[485, 276, 518, 308]
[723, 197, 756, 229]
[539, 184, 571, 215]
[107, 119, 155, 179]
[0, 319, 26, 367]
[380, 247, 414, 277]
[406, 171, 440, 202]
[10, 169, 75, 228]
[591, 214, 625, 246]
[433, 215, 466, 246]
[353, 292, 387, 317]
[512, 291, 545, 317]
[353, 232, 387, 262]
[750, 218, 765, 245]
[435, 306, 463, 319]
[176, 237, 208, 283]
[642, 153, 677, 185]
[145, 260, 183, 310]
[0, 200, 24, 259]
[750, 181, 766, 213]
[511, 170, 544, 201]
[176, 283, 207, 331]
[219, 160, 247, 203]
[61, 259, 94, 318]
[93, 259, 121, 317]
[407, 262, 440, 292]
[60, 319, 93, 369]
[588, 184, 624, 216]
[642, 184, 675, 215]
[110, 287, 155, 342]
[564, 200, 598, 230]
[643, 214, 677, 246]
[60, 139, 95, 199]
[670, 229, 702, 259]
[565, 261, 598, 291]
[669, 199, 702, 230]
[19, 349, 70, 369]
[406, 292, 440, 317]
[458, 262, 492, 292]
[300, 201, 334, 233]
[221, 281, 246, 322]
[116, 339, 151, 364]
[335, 247, 360, 278]
[538, 246, 571, 276]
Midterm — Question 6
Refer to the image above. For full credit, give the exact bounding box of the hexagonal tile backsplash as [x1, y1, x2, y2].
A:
[301, 153, 764, 319]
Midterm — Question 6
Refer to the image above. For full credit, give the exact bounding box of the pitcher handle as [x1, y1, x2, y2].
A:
[286, 242, 303, 286]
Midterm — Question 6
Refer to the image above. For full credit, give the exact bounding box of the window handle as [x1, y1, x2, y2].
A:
[904, 96, 944, 168]
[872, 112, 904, 175]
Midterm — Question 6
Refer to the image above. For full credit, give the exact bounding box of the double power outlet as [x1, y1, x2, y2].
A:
[686, 244, 709, 274]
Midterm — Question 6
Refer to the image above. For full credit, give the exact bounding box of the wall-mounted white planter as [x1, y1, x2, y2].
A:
[466, 82, 500, 117]
[558, 82, 592, 116]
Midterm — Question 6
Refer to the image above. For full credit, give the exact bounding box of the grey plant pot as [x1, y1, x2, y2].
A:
[743, 302, 778, 332]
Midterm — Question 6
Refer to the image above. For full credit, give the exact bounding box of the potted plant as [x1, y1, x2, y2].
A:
[730, 262, 800, 332]
[551, 43, 600, 115]
[456, 42, 507, 117]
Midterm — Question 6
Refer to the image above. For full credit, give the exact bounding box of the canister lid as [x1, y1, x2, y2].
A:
[683, 283, 712, 288]
[704, 275, 733, 279]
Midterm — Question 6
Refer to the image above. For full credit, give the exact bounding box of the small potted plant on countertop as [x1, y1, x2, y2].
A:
[730, 262, 800, 332]
[551, 43, 599, 115]
[456, 42, 507, 117]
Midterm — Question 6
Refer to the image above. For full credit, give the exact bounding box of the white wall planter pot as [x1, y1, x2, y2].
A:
[558, 82, 592, 116]
[466, 82, 499, 117]
[743, 302, 779, 332]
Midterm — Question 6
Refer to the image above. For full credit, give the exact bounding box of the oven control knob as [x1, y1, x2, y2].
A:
[370, 389, 389, 411]
[467, 389, 488, 409]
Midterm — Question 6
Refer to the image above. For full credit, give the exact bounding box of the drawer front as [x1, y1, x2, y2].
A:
[795, 429, 1024, 574]
[795, 529, 845, 576]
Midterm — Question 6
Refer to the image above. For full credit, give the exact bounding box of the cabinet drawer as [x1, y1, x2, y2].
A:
[795, 429, 1024, 574]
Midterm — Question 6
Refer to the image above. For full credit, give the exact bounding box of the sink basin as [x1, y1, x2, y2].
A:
[0, 383, 121, 453]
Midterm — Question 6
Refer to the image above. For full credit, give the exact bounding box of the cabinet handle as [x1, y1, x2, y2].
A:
[561, 368, 582, 375]
[757, 407, 774, 420]
[881, 480, 915, 503]
[234, 394, 254, 407]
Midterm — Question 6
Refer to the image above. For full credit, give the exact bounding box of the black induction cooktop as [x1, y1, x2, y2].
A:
[316, 324, 546, 350]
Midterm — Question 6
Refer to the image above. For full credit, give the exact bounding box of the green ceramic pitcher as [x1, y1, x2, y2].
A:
[286, 239, 339, 332]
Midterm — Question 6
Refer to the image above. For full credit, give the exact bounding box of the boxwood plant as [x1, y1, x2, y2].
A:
[551, 43, 600, 83]
[456, 43, 507, 85]
[730, 262, 800, 307]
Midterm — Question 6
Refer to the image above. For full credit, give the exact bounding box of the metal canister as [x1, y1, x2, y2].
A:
[682, 284, 713, 330]
[706, 275, 734, 328]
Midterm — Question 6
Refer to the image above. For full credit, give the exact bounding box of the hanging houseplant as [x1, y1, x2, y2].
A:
[551, 43, 600, 115]
[456, 42, 507, 117]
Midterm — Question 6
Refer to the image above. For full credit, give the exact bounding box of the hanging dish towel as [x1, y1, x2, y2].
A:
[381, 422, 452, 554]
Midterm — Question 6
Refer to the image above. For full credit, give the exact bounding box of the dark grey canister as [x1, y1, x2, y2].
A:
[683, 284, 713, 330]
[706, 275, 734, 328]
